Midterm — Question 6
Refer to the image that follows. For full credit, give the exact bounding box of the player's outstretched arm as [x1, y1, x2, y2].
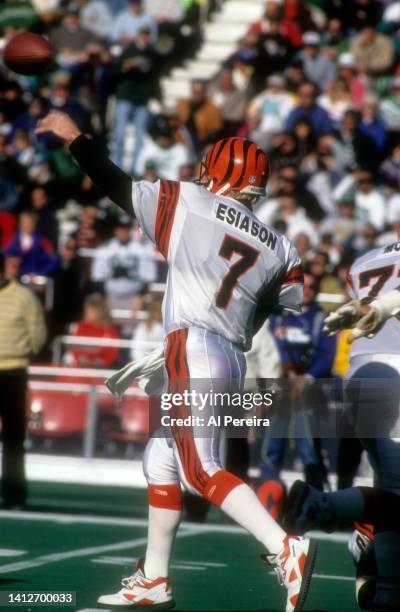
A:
[324, 287, 400, 343]
[35, 111, 134, 216]
[348, 286, 400, 343]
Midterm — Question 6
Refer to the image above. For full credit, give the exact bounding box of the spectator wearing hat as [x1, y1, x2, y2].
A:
[319, 195, 363, 250]
[336, 52, 366, 109]
[0, 251, 46, 507]
[297, 31, 336, 89]
[110, 27, 159, 174]
[91, 215, 157, 310]
[136, 115, 191, 181]
[285, 81, 334, 138]
[111, 0, 158, 45]
[350, 25, 394, 76]
[162, 105, 196, 163]
[247, 74, 295, 150]
[224, 33, 259, 95]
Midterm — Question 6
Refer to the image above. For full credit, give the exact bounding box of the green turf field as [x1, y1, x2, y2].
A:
[0, 482, 358, 612]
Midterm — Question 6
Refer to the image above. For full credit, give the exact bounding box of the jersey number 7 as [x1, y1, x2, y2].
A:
[216, 234, 260, 309]
[359, 264, 400, 297]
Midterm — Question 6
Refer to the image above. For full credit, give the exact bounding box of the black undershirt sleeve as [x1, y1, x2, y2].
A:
[69, 134, 134, 216]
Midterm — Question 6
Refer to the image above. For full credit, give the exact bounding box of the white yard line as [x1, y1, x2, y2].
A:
[268, 570, 353, 582]
[91, 556, 227, 569]
[170, 564, 206, 571]
[0, 529, 202, 575]
[313, 573, 354, 582]
[0, 509, 350, 542]
[177, 560, 227, 567]
[0, 548, 27, 557]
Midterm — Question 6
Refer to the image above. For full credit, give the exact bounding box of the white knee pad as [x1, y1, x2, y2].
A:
[143, 434, 180, 485]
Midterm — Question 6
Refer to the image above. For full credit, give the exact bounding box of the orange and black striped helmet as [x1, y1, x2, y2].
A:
[200, 137, 269, 200]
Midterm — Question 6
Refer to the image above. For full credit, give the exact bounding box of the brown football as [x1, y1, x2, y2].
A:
[3, 32, 53, 76]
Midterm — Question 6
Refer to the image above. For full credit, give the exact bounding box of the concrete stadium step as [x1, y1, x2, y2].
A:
[161, 78, 191, 100]
[213, 0, 264, 24]
[203, 22, 248, 43]
[196, 42, 237, 62]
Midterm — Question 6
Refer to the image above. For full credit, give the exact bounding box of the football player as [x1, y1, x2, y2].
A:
[283, 234, 400, 611]
[36, 111, 317, 612]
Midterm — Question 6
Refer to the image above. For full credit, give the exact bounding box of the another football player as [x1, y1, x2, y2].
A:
[36, 111, 317, 612]
[283, 234, 400, 611]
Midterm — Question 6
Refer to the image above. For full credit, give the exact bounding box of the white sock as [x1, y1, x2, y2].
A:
[144, 505, 181, 579]
[221, 483, 285, 554]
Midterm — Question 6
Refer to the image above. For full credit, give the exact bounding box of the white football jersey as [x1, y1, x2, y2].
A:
[348, 240, 400, 359]
[92, 237, 157, 297]
[132, 179, 303, 351]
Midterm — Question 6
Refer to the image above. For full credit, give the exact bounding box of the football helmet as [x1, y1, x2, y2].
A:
[199, 137, 269, 202]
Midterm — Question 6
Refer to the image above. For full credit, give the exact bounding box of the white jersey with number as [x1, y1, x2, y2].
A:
[132, 179, 303, 351]
[348, 240, 400, 361]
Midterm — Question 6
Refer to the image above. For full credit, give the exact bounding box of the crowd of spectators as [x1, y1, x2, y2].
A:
[0, 0, 400, 376]
[0, 0, 205, 363]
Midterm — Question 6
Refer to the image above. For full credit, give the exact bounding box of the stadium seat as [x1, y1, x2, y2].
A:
[106, 394, 149, 443]
[28, 390, 88, 437]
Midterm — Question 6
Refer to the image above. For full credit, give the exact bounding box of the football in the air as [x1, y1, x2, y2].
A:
[3, 32, 53, 76]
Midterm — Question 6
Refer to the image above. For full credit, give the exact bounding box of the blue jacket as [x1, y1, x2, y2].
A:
[6, 231, 60, 276]
[285, 104, 334, 137]
[357, 119, 387, 152]
[269, 302, 336, 378]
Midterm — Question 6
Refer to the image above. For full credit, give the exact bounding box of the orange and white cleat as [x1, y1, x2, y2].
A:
[97, 560, 175, 609]
[262, 535, 318, 612]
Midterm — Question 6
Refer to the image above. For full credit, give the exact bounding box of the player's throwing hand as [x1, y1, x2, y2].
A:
[35, 110, 82, 145]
